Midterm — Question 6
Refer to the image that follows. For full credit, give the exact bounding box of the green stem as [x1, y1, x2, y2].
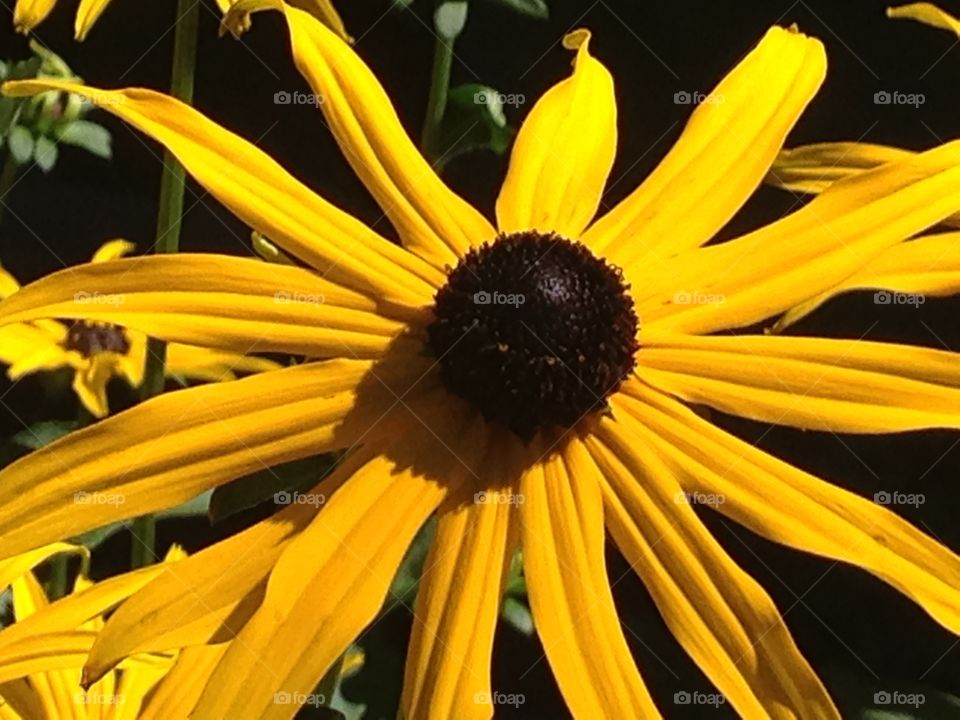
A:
[0, 152, 18, 226]
[47, 554, 69, 600]
[131, 0, 199, 570]
[421, 27, 454, 161]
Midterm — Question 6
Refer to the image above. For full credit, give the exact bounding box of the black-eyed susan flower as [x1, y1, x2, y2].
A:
[0, 239, 280, 417]
[4, 3, 960, 717]
[0, 542, 230, 719]
[12, 0, 346, 42]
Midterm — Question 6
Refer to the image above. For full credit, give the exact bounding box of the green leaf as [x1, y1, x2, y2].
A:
[56, 120, 112, 160]
[427, 83, 514, 169]
[434, 1, 468, 39]
[208, 453, 340, 524]
[501, 596, 534, 635]
[10, 419, 78, 450]
[7, 125, 34, 165]
[486, 0, 548, 18]
[33, 135, 57, 172]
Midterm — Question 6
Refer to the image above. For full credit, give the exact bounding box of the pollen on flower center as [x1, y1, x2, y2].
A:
[63, 321, 131, 358]
[427, 231, 639, 440]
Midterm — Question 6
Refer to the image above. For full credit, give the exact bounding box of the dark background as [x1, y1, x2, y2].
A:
[2, 0, 960, 717]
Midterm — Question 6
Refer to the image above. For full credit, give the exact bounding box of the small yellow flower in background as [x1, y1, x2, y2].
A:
[12, 0, 347, 42]
[6, 3, 960, 718]
[0, 543, 228, 719]
[0, 239, 279, 418]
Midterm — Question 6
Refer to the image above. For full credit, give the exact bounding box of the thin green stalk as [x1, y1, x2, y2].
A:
[315, 653, 346, 708]
[131, 0, 199, 570]
[421, 28, 454, 162]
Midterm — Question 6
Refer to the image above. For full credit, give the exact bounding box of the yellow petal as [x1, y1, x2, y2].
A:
[74, 0, 112, 39]
[72, 354, 117, 418]
[217, 0, 350, 41]
[10, 573, 86, 720]
[639, 332, 960, 432]
[639, 140, 960, 335]
[888, 2, 960, 35]
[90, 239, 134, 263]
[589, 412, 838, 719]
[0, 254, 425, 359]
[110, 654, 175, 720]
[0, 265, 20, 298]
[84, 494, 322, 683]
[0, 566, 165, 653]
[776, 231, 960, 329]
[0, 630, 96, 684]
[0, 323, 65, 370]
[0, 357, 435, 561]
[12, 0, 56, 33]
[2, 79, 443, 304]
[165, 343, 281, 382]
[519, 439, 660, 718]
[623, 380, 960, 637]
[587, 26, 825, 261]
[191, 407, 475, 720]
[401, 432, 514, 719]
[0, 544, 85, 594]
[0, 679, 43, 719]
[768, 142, 915, 192]
[496, 30, 616, 239]
[225, 0, 495, 268]
[139, 644, 228, 720]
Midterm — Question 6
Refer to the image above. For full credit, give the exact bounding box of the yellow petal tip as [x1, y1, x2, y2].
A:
[562, 28, 591, 51]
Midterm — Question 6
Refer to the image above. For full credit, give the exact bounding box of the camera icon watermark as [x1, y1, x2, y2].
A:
[673, 90, 725, 106]
[874, 690, 925, 708]
[673, 690, 726, 707]
[474, 90, 525, 108]
[274, 290, 325, 307]
[873, 90, 925, 107]
[73, 290, 125, 307]
[873, 290, 924, 307]
[873, 490, 925, 508]
[274, 90, 324, 107]
[273, 691, 326, 707]
[74, 490, 126, 507]
[473, 290, 525, 308]
[474, 491, 525, 505]
[674, 490, 725, 508]
[672, 290, 725, 306]
[274, 491, 326, 508]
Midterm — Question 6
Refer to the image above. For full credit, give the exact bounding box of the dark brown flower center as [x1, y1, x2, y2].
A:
[426, 231, 639, 440]
[63, 321, 130, 358]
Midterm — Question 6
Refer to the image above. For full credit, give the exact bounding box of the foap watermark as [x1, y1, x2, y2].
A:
[74, 491, 126, 507]
[673, 90, 725, 106]
[274, 490, 326, 508]
[274, 290, 325, 307]
[874, 690, 926, 708]
[473, 691, 526, 708]
[74, 290, 125, 307]
[73, 691, 125, 706]
[674, 490, 725, 508]
[473, 290, 525, 307]
[273, 691, 326, 707]
[474, 90, 525, 108]
[874, 90, 925, 108]
[474, 491, 525, 505]
[274, 90, 323, 107]
[673, 290, 725, 307]
[874, 290, 925, 307]
[874, 490, 925, 508]
[673, 690, 727, 707]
